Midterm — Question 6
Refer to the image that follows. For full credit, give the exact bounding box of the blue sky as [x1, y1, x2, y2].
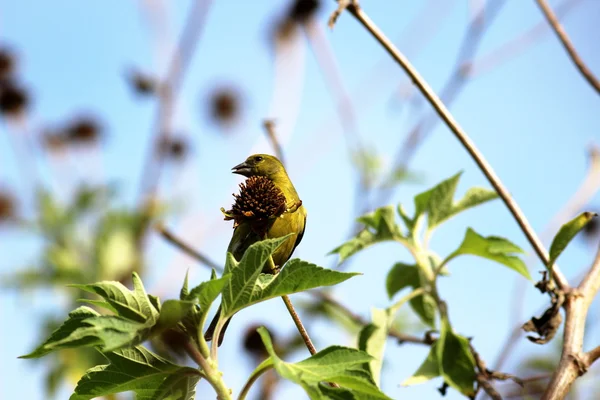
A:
[1, 0, 600, 399]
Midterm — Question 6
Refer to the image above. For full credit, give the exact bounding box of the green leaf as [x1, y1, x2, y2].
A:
[410, 293, 437, 328]
[258, 327, 391, 400]
[20, 307, 102, 359]
[437, 320, 476, 396]
[413, 173, 498, 230]
[180, 271, 189, 300]
[358, 308, 392, 386]
[22, 274, 180, 357]
[186, 273, 231, 313]
[386, 263, 419, 299]
[69, 346, 200, 400]
[402, 342, 440, 386]
[222, 257, 358, 318]
[445, 228, 531, 280]
[153, 300, 195, 334]
[549, 212, 597, 267]
[70, 272, 159, 323]
[331, 206, 404, 264]
[317, 384, 357, 399]
[386, 263, 436, 327]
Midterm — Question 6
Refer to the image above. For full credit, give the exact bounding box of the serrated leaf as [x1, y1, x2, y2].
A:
[358, 308, 392, 386]
[445, 228, 531, 280]
[69, 346, 200, 400]
[20, 307, 102, 359]
[413, 173, 498, 230]
[258, 327, 391, 399]
[402, 342, 440, 386]
[317, 383, 357, 399]
[71, 272, 158, 323]
[331, 206, 404, 264]
[549, 212, 597, 267]
[222, 257, 358, 318]
[186, 273, 231, 313]
[437, 320, 476, 396]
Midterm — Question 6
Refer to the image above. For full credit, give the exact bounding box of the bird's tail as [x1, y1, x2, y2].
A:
[203, 304, 232, 347]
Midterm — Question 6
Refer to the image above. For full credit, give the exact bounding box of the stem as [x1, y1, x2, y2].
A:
[210, 316, 226, 361]
[542, 244, 600, 399]
[316, 291, 433, 345]
[263, 120, 285, 166]
[388, 288, 424, 314]
[185, 340, 231, 400]
[337, 1, 569, 290]
[534, 0, 600, 94]
[155, 222, 223, 272]
[266, 256, 317, 355]
[238, 361, 274, 400]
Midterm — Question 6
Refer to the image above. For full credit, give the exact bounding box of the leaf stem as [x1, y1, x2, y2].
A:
[334, 0, 569, 290]
[238, 360, 274, 400]
[185, 339, 231, 400]
[388, 288, 424, 314]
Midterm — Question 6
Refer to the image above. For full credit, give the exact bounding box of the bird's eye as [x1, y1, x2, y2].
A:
[254, 156, 263, 162]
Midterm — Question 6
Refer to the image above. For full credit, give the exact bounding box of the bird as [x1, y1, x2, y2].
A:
[204, 153, 307, 346]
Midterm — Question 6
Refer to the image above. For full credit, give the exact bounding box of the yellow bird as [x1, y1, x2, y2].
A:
[204, 154, 307, 345]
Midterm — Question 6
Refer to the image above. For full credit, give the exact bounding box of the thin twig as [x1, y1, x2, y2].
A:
[469, 0, 582, 77]
[493, 145, 600, 371]
[535, 0, 600, 94]
[280, 295, 317, 355]
[542, 244, 600, 399]
[585, 345, 600, 366]
[332, 0, 568, 290]
[372, 0, 507, 209]
[262, 120, 285, 165]
[316, 291, 433, 345]
[154, 222, 223, 272]
[137, 0, 213, 229]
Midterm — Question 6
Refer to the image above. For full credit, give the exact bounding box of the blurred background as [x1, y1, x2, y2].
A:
[1, 0, 600, 399]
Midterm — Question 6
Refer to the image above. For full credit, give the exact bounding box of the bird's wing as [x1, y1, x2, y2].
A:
[290, 209, 306, 256]
[227, 222, 261, 261]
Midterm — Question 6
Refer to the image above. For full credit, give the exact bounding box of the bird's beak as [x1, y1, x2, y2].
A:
[232, 161, 252, 177]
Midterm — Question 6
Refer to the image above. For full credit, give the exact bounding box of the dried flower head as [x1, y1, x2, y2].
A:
[288, 0, 320, 23]
[0, 47, 16, 79]
[208, 86, 241, 126]
[41, 129, 68, 152]
[222, 176, 287, 236]
[127, 68, 156, 96]
[0, 79, 29, 117]
[0, 190, 16, 224]
[243, 324, 274, 358]
[65, 115, 102, 145]
[158, 136, 189, 162]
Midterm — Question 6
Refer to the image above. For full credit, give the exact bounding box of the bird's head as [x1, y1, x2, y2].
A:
[232, 154, 284, 179]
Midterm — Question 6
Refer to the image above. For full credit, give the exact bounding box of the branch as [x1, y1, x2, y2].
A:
[535, 0, 600, 94]
[316, 291, 433, 345]
[136, 0, 213, 231]
[469, 0, 582, 77]
[542, 244, 600, 399]
[493, 144, 600, 371]
[330, 0, 568, 290]
[262, 120, 285, 165]
[155, 222, 223, 272]
[585, 345, 600, 366]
